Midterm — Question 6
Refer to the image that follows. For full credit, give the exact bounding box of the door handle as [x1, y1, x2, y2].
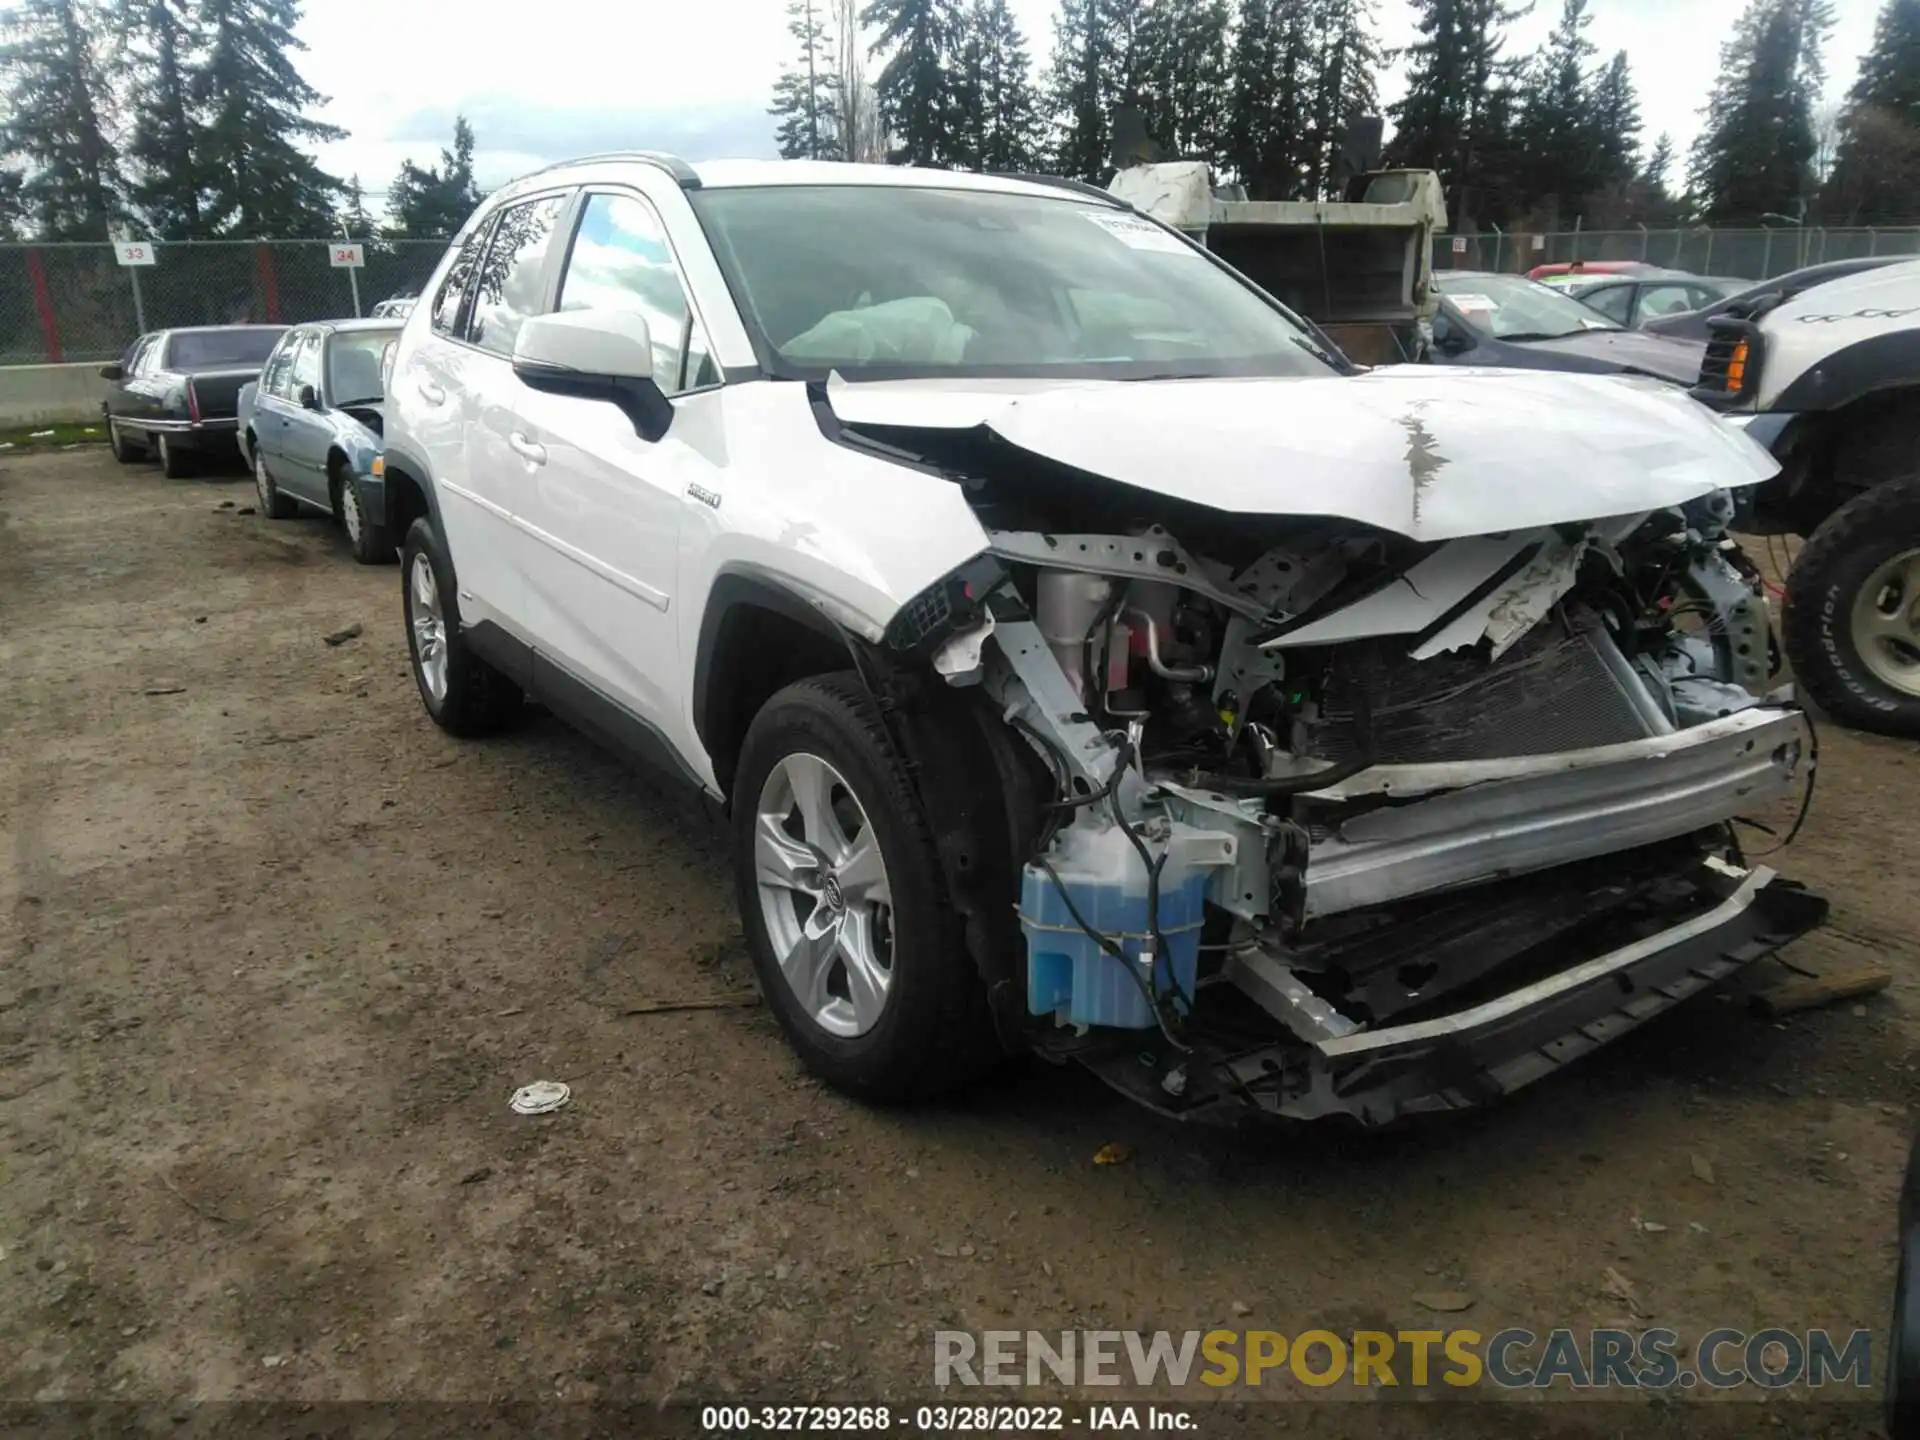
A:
[508, 431, 547, 466]
[417, 378, 446, 406]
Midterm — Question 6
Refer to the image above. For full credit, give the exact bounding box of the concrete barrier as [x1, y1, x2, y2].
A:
[0, 363, 109, 427]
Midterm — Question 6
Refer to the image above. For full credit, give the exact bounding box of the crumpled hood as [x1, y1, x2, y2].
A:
[824, 367, 1778, 542]
[1514, 329, 1708, 384]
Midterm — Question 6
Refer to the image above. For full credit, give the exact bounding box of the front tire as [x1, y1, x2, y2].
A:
[157, 432, 195, 479]
[334, 465, 394, 564]
[732, 672, 998, 1101]
[1783, 476, 1920, 736]
[401, 517, 522, 736]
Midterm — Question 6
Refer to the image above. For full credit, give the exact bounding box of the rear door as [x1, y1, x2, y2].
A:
[250, 329, 301, 476]
[278, 329, 333, 505]
[454, 190, 574, 640]
[393, 213, 517, 626]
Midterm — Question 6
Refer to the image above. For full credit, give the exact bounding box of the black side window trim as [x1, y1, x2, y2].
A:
[431, 214, 499, 341]
[460, 188, 575, 354]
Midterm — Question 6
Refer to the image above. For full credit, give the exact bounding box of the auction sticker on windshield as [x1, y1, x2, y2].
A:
[1082, 211, 1195, 255]
[1451, 293, 1499, 313]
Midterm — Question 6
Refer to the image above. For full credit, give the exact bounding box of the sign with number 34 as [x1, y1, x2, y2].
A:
[330, 243, 366, 268]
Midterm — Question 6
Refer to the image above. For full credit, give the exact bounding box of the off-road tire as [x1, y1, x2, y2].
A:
[732, 672, 999, 1101]
[108, 420, 145, 464]
[156, 432, 195, 479]
[1783, 475, 1920, 737]
[401, 516, 522, 737]
[333, 463, 394, 564]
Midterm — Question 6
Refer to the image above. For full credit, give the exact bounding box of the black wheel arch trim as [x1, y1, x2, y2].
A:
[691, 570, 862, 770]
[1771, 329, 1920, 415]
[380, 440, 446, 538]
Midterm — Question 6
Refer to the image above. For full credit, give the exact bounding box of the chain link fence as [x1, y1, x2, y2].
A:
[5, 227, 1919, 365]
[0, 239, 450, 364]
[1434, 226, 1920, 280]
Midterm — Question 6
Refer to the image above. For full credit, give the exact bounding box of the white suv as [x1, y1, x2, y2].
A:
[382, 153, 1825, 1125]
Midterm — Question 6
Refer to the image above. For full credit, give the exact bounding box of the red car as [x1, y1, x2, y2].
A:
[1527, 259, 1667, 283]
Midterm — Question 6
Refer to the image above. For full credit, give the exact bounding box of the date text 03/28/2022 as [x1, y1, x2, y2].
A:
[700, 1405, 1194, 1431]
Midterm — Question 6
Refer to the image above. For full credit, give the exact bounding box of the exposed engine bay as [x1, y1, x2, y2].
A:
[857, 393, 1827, 1126]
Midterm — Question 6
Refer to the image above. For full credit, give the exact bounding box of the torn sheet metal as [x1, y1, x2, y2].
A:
[823, 368, 1780, 543]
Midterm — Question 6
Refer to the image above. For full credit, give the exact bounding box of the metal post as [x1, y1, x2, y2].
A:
[339, 225, 362, 317]
[1638, 223, 1648, 260]
[1704, 227, 1715, 272]
[1673, 228, 1684, 265]
[1491, 223, 1504, 273]
[1762, 228, 1773, 277]
[1572, 214, 1583, 260]
[129, 261, 147, 334]
[1869, 228, 1879, 256]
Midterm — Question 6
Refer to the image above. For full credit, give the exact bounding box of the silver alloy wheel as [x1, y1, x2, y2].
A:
[1851, 546, 1920, 698]
[340, 477, 363, 544]
[753, 751, 895, 1038]
[409, 551, 448, 704]
[253, 449, 271, 509]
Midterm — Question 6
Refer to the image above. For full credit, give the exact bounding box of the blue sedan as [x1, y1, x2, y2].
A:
[238, 319, 401, 563]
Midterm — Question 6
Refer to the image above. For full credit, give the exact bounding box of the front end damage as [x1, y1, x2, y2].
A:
[847, 375, 1826, 1126]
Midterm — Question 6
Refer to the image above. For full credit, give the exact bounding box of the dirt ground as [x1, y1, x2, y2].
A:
[2, 448, 1915, 1437]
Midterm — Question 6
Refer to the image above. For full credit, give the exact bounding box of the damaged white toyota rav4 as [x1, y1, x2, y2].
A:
[382, 154, 1824, 1125]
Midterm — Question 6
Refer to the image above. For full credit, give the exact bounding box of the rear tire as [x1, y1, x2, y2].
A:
[1783, 475, 1920, 737]
[108, 419, 146, 464]
[252, 448, 297, 519]
[157, 432, 195, 479]
[731, 672, 998, 1101]
[401, 516, 522, 736]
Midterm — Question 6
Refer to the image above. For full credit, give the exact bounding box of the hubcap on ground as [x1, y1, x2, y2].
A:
[1850, 546, 1920, 698]
[341, 479, 363, 543]
[409, 552, 448, 704]
[753, 752, 894, 1038]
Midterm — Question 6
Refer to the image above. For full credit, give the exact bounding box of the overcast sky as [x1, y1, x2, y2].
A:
[303, 0, 1881, 204]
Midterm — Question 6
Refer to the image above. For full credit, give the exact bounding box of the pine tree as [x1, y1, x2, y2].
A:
[1641, 131, 1675, 194]
[771, 0, 843, 160]
[1129, 0, 1230, 166]
[338, 173, 372, 238]
[120, 0, 206, 237]
[0, 165, 25, 237]
[0, 0, 122, 239]
[1223, 0, 1275, 189]
[1388, 0, 1527, 225]
[194, 0, 345, 236]
[1044, 0, 1128, 181]
[1514, 0, 1596, 217]
[385, 116, 483, 238]
[833, 0, 885, 161]
[1688, 0, 1835, 223]
[1822, 0, 1920, 223]
[864, 0, 961, 166]
[1306, 0, 1382, 196]
[953, 0, 1041, 170]
[1590, 50, 1641, 190]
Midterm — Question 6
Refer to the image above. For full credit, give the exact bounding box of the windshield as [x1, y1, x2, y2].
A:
[688, 184, 1338, 381]
[326, 326, 400, 404]
[1437, 273, 1621, 340]
[166, 328, 285, 368]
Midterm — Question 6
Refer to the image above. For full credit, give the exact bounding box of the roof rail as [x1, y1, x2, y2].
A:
[520, 150, 702, 189]
[986, 172, 1127, 208]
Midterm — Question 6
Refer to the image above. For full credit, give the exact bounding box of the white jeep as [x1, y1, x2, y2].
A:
[380, 153, 1824, 1125]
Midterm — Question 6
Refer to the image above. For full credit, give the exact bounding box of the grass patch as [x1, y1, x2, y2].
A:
[0, 421, 109, 450]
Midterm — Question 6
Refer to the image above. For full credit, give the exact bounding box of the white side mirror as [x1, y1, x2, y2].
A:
[514, 309, 654, 382]
[512, 309, 670, 440]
